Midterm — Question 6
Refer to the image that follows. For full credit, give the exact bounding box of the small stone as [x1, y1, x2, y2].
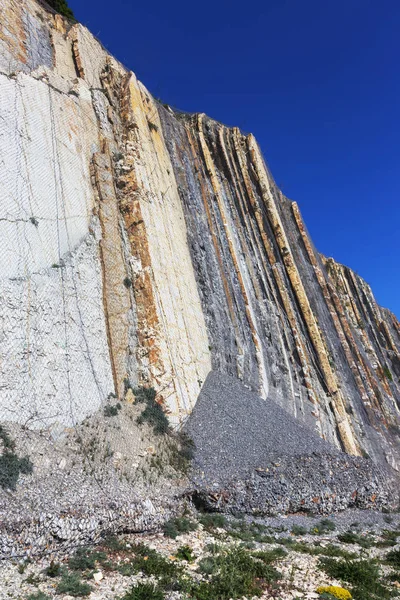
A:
[125, 388, 135, 404]
[93, 571, 103, 583]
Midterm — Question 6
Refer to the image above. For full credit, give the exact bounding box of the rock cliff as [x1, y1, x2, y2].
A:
[0, 0, 399, 552]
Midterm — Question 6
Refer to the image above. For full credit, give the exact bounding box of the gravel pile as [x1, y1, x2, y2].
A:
[184, 371, 398, 515]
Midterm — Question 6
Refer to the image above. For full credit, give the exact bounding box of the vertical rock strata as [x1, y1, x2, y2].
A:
[0, 0, 399, 475]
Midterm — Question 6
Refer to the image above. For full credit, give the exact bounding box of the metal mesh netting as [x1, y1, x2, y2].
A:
[0, 67, 188, 558]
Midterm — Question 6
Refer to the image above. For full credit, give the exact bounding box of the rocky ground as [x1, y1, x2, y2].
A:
[1, 508, 399, 600]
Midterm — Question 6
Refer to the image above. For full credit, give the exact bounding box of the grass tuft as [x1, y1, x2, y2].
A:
[56, 571, 92, 596]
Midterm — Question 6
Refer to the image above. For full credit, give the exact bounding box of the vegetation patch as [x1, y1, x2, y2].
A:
[167, 431, 195, 473]
[192, 545, 281, 599]
[127, 385, 170, 435]
[383, 365, 393, 382]
[319, 557, 393, 600]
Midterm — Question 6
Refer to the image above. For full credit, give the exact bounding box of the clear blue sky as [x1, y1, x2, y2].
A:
[69, 0, 400, 317]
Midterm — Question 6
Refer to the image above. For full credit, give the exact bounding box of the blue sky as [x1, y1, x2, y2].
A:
[69, 0, 400, 317]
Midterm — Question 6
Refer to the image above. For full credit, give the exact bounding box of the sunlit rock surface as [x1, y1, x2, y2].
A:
[0, 0, 399, 523]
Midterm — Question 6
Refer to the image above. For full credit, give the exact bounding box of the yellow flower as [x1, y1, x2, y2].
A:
[317, 585, 352, 600]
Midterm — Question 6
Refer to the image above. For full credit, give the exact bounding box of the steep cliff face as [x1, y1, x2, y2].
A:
[0, 0, 399, 480]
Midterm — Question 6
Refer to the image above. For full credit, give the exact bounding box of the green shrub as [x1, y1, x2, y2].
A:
[104, 403, 122, 417]
[282, 540, 356, 559]
[227, 519, 275, 544]
[162, 517, 197, 538]
[46, 0, 75, 20]
[56, 572, 92, 596]
[176, 545, 194, 562]
[25, 573, 41, 585]
[0, 426, 33, 490]
[386, 548, 400, 568]
[319, 557, 392, 600]
[205, 542, 222, 554]
[44, 560, 60, 577]
[27, 593, 51, 600]
[377, 528, 400, 547]
[198, 556, 218, 575]
[120, 583, 164, 600]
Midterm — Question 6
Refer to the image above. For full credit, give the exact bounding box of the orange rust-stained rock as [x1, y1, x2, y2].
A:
[92, 149, 132, 398]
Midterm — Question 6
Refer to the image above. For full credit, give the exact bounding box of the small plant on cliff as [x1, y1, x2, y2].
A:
[133, 386, 170, 435]
[147, 119, 158, 133]
[46, 0, 75, 21]
[383, 365, 393, 382]
[104, 402, 122, 417]
[0, 426, 33, 490]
